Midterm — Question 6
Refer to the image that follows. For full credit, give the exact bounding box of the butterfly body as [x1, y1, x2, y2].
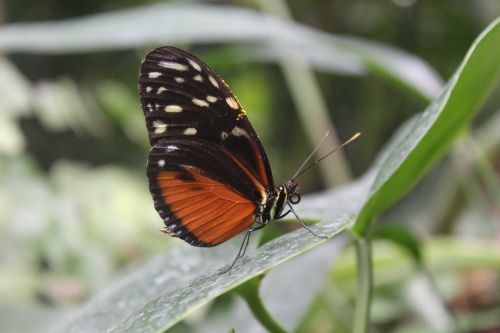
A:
[139, 46, 301, 248]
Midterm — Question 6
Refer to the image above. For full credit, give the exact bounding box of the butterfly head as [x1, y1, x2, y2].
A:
[282, 179, 301, 205]
[283, 179, 301, 205]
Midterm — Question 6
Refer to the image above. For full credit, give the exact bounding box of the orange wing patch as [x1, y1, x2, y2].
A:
[156, 170, 256, 246]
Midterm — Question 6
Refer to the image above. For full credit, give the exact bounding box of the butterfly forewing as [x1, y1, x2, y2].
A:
[139, 46, 274, 188]
[139, 46, 275, 246]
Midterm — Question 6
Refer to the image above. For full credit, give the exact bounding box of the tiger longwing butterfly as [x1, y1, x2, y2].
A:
[138, 46, 358, 270]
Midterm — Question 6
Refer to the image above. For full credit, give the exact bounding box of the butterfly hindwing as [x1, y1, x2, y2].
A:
[148, 139, 258, 246]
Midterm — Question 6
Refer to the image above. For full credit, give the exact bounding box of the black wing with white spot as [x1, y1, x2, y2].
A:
[138, 46, 278, 246]
[138, 46, 274, 189]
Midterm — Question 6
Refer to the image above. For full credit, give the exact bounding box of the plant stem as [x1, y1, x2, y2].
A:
[353, 237, 373, 333]
[236, 277, 288, 333]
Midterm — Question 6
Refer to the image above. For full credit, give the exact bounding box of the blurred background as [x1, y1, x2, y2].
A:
[0, 1, 499, 332]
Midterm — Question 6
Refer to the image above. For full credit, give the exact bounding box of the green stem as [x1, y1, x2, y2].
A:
[236, 277, 288, 333]
[353, 237, 373, 333]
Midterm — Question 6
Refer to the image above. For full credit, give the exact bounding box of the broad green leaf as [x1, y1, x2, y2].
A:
[55, 214, 352, 333]
[352, 18, 500, 236]
[107, 215, 349, 333]
[53, 244, 237, 333]
[54, 162, 375, 332]
[0, 4, 441, 100]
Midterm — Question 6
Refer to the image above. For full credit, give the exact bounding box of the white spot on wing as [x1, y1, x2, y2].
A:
[206, 95, 217, 103]
[159, 61, 188, 71]
[226, 97, 239, 110]
[192, 98, 209, 107]
[188, 59, 202, 72]
[183, 127, 197, 135]
[148, 72, 162, 78]
[193, 75, 203, 82]
[157, 87, 167, 94]
[221, 131, 228, 140]
[146, 86, 153, 93]
[152, 120, 168, 134]
[175, 77, 185, 83]
[209, 76, 219, 88]
[158, 159, 165, 167]
[165, 105, 183, 113]
[166, 145, 178, 152]
[231, 126, 247, 137]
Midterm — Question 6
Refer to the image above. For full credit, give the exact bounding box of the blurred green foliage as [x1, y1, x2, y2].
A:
[0, 1, 499, 333]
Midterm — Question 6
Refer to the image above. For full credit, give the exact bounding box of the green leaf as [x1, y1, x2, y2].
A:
[55, 214, 353, 333]
[352, 18, 500, 236]
[54, 155, 374, 333]
[0, 4, 441, 100]
[107, 217, 348, 333]
[372, 224, 423, 265]
[54, 244, 236, 333]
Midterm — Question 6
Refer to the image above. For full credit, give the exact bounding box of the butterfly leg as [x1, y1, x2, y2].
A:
[253, 220, 265, 227]
[219, 223, 266, 274]
[287, 203, 328, 239]
[275, 209, 291, 219]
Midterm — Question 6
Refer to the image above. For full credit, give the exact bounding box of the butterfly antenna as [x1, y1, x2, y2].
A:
[287, 203, 328, 239]
[291, 131, 332, 181]
[292, 132, 361, 181]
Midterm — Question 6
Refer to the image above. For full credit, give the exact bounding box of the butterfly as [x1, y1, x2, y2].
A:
[138, 46, 359, 269]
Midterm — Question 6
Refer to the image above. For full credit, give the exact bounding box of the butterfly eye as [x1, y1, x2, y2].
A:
[289, 193, 301, 204]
